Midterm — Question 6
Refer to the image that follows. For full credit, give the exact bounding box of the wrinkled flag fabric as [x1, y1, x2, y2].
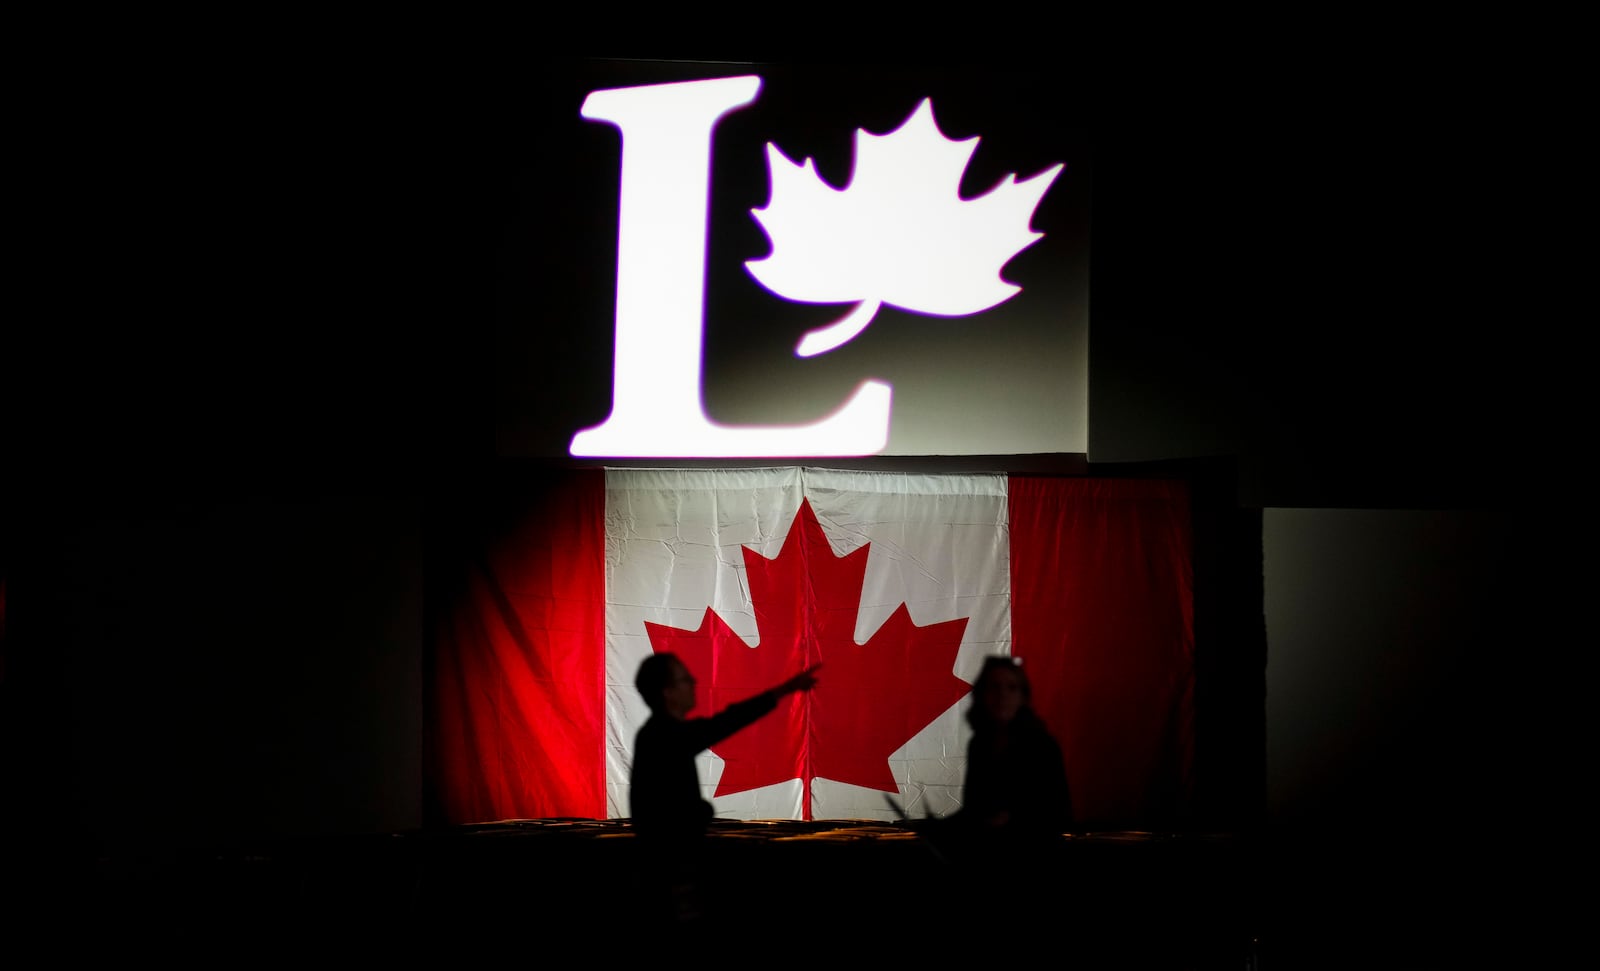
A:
[429, 467, 1193, 827]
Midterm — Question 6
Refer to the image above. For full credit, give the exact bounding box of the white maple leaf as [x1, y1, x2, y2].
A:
[746, 98, 1064, 357]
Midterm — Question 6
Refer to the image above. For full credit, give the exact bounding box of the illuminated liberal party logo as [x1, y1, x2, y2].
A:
[568, 74, 1063, 459]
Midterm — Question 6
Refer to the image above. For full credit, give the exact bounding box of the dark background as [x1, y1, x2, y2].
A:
[10, 48, 1540, 503]
[3, 42, 1559, 964]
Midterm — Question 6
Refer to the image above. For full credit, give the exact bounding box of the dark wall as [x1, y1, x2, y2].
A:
[11, 50, 1532, 504]
[1, 492, 424, 849]
[4, 47, 1542, 882]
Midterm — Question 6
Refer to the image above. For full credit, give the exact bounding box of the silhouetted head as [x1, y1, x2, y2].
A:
[966, 654, 1031, 730]
[635, 651, 697, 718]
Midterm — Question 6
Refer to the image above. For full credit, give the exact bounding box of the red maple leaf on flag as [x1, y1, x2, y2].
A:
[644, 498, 973, 819]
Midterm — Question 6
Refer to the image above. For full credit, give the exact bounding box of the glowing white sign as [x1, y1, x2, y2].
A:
[750, 99, 1062, 357]
[569, 75, 1061, 459]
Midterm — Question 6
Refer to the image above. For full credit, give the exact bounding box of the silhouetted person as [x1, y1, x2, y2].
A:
[629, 651, 820, 928]
[930, 655, 1072, 867]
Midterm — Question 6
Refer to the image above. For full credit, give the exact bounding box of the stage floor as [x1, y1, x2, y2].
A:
[14, 819, 1269, 966]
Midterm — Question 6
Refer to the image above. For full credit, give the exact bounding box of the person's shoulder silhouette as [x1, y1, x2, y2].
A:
[628, 652, 820, 928]
[944, 656, 1072, 856]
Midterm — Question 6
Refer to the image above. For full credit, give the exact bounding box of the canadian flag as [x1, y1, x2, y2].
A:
[429, 467, 1194, 828]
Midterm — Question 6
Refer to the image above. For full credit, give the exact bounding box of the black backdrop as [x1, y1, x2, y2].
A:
[3, 42, 1551, 964]
[8, 50, 1524, 502]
